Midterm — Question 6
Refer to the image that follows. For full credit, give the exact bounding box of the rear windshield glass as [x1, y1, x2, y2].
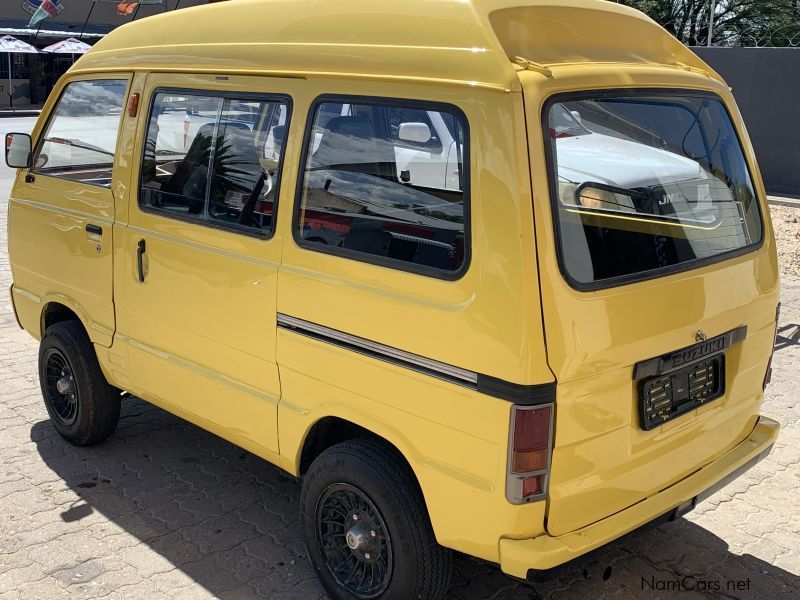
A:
[545, 93, 762, 289]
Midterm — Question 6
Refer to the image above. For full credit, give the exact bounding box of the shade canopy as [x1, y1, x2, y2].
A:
[0, 35, 39, 54]
[42, 38, 92, 55]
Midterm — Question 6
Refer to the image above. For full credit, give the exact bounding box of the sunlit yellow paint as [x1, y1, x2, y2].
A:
[7, 0, 779, 572]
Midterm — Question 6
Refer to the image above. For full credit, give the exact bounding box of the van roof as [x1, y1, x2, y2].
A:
[75, 0, 715, 91]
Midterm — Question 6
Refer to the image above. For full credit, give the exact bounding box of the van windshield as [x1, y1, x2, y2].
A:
[545, 92, 763, 289]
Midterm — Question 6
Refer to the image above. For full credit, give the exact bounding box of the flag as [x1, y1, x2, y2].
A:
[117, 0, 164, 16]
[28, 0, 61, 28]
[116, 1, 137, 15]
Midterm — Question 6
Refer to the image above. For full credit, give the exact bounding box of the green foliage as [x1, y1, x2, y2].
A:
[619, 0, 800, 46]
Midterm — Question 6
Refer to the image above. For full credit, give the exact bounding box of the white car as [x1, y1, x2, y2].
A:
[549, 103, 725, 216]
[393, 102, 724, 222]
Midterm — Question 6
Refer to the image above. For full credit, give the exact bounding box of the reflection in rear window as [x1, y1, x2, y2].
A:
[545, 93, 763, 288]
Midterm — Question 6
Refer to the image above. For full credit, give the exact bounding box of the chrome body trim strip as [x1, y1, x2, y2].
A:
[277, 313, 557, 405]
[277, 313, 478, 386]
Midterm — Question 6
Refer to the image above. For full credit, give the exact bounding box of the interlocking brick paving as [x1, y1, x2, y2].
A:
[1, 117, 798, 599]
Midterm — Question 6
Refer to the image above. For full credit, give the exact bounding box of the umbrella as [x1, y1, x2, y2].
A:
[42, 38, 92, 95]
[42, 38, 92, 55]
[0, 35, 39, 108]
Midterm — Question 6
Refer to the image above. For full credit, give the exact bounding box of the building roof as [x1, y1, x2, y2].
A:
[74, 0, 715, 91]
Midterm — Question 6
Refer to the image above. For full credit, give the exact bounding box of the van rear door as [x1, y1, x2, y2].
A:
[524, 82, 780, 536]
[9, 76, 130, 347]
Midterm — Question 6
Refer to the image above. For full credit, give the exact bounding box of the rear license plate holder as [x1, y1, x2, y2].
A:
[639, 354, 725, 431]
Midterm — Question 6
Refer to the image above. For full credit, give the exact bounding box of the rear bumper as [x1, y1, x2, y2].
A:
[499, 415, 779, 577]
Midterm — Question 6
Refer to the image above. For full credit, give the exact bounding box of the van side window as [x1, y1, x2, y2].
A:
[296, 98, 468, 276]
[139, 91, 290, 236]
[32, 79, 128, 188]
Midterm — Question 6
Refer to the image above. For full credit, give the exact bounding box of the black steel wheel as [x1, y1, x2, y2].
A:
[301, 439, 451, 600]
[317, 483, 393, 598]
[38, 321, 120, 445]
[42, 348, 79, 426]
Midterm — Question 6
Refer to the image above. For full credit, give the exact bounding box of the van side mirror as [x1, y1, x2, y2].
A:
[5, 132, 32, 169]
[398, 122, 432, 144]
[570, 110, 583, 125]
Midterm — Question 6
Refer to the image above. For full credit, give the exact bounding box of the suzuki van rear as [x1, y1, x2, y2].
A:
[533, 87, 777, 538]
[4, 1, 779, 599]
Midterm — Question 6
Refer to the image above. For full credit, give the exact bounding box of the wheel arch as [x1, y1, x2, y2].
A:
[299, 415, 420, 483]
[37, 295, 112, 346]
[300, 411, 435, 492]
[295, 411, 442, 535]
[41, 301, 83, 336]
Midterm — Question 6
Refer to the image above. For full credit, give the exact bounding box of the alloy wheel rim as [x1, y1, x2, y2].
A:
[43, 348, 79, 426]
[316, 482, 393, 598]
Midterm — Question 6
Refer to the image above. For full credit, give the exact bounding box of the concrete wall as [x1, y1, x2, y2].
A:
[692, 47, 800, 198]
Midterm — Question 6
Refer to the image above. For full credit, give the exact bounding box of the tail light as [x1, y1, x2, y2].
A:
[506, 403, 553, 504]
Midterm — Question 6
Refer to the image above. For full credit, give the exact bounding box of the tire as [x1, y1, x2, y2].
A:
[38, 321, 120, 446]
[301, 439, 451, 600]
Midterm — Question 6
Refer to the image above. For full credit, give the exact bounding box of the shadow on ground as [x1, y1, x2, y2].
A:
[32, 397, 799, 600]
[775, 323, 800, 351]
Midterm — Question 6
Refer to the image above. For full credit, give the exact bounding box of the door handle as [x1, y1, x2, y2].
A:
[136, 239, 146, 283]
[85, 223, 103, 236]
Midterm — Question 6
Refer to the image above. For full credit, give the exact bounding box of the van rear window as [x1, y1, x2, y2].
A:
[545, 92, 763, 289]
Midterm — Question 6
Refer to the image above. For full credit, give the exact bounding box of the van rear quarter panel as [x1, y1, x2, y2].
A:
[275, 78, 551, 562]
[520, 67, 780, 536]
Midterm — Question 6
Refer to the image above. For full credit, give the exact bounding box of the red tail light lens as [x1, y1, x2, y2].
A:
[507, 404, 553, 503]
[522, 475, 542, 497]
[512, 405, 551, 473]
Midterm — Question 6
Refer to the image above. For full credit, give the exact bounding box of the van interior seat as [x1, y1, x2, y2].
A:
[161, 122, 214, 210]
[161, 121, 264, 214]
[213, 122, 266, 193]
[269, 124, 286, 157]
[312, 116, 396, 180]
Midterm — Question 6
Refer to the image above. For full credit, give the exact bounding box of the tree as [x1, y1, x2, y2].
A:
[620, 0, 800, 47]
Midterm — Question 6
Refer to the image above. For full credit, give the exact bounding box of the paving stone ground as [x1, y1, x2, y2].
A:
[1, 117, 798, 599]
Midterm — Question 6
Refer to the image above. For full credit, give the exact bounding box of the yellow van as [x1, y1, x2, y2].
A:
[4, 1, 781, 598]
